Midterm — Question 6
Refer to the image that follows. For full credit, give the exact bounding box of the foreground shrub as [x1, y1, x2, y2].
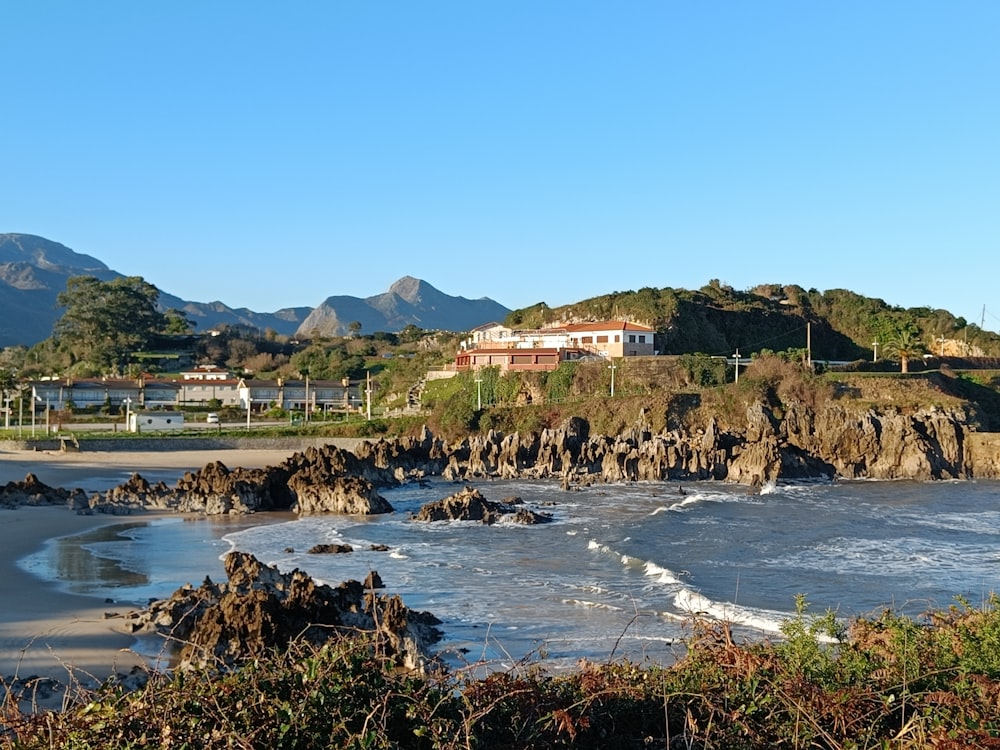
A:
[7, 600, 1000, 748]
[5, 637, 465, 750]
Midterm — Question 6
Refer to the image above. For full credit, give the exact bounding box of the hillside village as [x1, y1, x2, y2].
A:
[5, 235, 1000, 434]
[22, 319, 659, 426]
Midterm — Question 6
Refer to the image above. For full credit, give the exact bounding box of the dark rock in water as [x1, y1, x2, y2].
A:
[414, 486, 552, 525]
[122, 551, 442, 673]
[307, 543, 354, 554]
[369, 544, 391, 552]
[1, 473, 87, 509]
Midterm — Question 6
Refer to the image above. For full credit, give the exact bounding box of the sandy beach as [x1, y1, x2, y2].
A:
[0, 446, 298, 705]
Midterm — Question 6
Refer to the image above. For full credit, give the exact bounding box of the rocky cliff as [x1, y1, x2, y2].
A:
[5, 397, 991, 517]
[56, 398, 993, 518]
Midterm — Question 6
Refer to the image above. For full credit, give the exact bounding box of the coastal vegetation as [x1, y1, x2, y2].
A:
[6, 594, 1000, 747]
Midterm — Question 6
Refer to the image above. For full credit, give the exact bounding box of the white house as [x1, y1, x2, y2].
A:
[564, 321, 656, 358]
[456, 320, 656, 371]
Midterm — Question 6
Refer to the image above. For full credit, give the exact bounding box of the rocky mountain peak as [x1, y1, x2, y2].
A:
[387, 276, 428, 303]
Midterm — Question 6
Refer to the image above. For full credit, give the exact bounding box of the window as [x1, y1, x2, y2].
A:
[629, 335, 636, 343]
[639, 335, 646, 343]
[597, 335, 608, 343]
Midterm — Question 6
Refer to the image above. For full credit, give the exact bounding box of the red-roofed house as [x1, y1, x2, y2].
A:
[456, 320, 656, 372]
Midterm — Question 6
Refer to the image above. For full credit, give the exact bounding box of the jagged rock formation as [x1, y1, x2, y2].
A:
[80, 457, 393, 516]
[122, 551, 442, 673]
[288, 470, 393, 515]
[413, 486, 552, 525]
[0, 473, 88, 508]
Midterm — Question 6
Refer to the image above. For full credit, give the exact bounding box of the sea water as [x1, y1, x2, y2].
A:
[20, 478, 1000, 670]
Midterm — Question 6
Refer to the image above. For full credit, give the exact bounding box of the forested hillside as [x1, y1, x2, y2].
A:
[505, 280, 1000, 359]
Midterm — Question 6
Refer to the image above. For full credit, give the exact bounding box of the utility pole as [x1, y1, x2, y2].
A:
[872, 339, 879, 363]
[734, 349, 740, 384]
[474, 376, 483, 410]
[807, 322, 812, 369]
[608, 360, 617, 397]
[365, 370, 372, 421]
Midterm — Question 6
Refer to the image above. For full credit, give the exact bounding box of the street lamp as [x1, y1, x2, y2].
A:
[474, 376, 483, 410]
[608, 361, 617, 397]
[123, 397, 132, 433]
[246, 397, 252, 430]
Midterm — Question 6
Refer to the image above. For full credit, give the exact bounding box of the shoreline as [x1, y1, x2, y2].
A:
[0, 447, 300, 707]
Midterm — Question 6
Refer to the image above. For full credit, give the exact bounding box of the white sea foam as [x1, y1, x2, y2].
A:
[673, 588, 788, 636]
[672, 588, 837, 642]
[562, 599, 624, 612]
[644, 561, 683, 586]
[650, 494, 705, 515]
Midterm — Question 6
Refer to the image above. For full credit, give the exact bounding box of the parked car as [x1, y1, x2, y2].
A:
[206, 413, 220, 424]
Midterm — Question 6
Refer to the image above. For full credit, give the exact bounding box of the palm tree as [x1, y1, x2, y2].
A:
[887, 327, 924, 373]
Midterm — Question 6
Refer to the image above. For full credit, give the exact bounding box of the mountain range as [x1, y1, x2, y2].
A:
[0, 234, 511, 348]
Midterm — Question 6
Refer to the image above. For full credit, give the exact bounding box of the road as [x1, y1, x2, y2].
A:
[13, 419, 287, 435]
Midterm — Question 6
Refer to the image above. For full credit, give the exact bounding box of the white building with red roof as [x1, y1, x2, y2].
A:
[456, 320, 655, 372]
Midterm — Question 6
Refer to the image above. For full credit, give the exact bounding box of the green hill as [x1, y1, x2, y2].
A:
[504, 281, 1000, 359]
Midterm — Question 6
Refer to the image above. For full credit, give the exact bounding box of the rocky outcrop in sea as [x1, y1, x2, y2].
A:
[122, 551, 442, 673]
[413, 486, 552, 525]
[0, 473, 88, 509]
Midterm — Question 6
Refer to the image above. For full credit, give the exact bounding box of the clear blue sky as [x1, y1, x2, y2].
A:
[3, 2, 999, 330]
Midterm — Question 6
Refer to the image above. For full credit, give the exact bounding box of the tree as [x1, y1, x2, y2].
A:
[55, 276, 166, 374]
[348, 321, 363, 337]
[164, 308, 195, 334]
[887, 327, 924, 373]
